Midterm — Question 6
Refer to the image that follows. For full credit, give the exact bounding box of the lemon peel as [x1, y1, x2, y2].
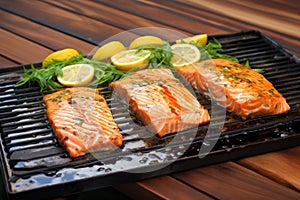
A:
[170, 44, 201, 67]
[129, 35, 164, 49]
[111, 49, 151, 71]
[176, 34, 208, 46]
[57, 64, 94, 87]
[92, 41, 126, 61]
[42, 48, 79, 67]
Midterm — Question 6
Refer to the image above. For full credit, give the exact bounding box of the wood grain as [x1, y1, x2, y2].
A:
[98, 0, 228, 35]
[42, 0, 189, 44]
[0, 29, 52, 65]
[173, 162, 300, 200]
[230, 0, 300, 21]
[239, 146, 300, 191]
[176, 0, 300, 56]
[1, 10, 94, 56]
[0, 56, 17, 68]
[43, 0, 167, 30]
[0, 0, 299, 199]
[182, 0, 299, 38]
[117, 176, 213, 200]
[0, 0, 123, 44]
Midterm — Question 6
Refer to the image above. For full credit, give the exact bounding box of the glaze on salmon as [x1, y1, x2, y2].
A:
[43, 87, 122, 158]
[109, 68, 210, 137]
[176, 59, 290, 119]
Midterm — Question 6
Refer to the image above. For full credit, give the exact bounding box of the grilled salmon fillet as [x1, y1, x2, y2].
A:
[43, 87, 122, 158]
[176, 59, 290, 119]
[109, 68, 210, 137]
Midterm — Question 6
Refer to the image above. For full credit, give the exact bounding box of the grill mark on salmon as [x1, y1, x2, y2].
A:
[43, 87, 122, 158]
[109, 69, 210, 137]
[176, 59, 290, 119]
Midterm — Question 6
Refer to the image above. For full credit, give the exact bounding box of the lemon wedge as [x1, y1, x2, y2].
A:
[176, 34, 208, 46]
[170, 44, 201, 67]
[42, 48, 79, 67]
[129, 35, 164, 49]
[57, 64, 94, 87]
[111, 49, 151, 71]
[92, 41, 126, 61]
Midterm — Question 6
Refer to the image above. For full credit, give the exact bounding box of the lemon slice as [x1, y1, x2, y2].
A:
[111, 49, 151, 71]
[176, 34, 208, 46]
[92, 41, 126, 61]
[129, 35, 164, 49]
[42, 48, 79, 67]
[170, 44, 201, 67]
[57, 64, 94, 87]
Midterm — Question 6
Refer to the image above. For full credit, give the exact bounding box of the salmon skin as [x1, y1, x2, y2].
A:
[43, 87, 122, 158]
[109, 68, 210, 137]
[176, 59, 290, 119]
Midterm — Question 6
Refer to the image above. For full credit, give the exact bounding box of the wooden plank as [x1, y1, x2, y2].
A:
[173, 162, 300, 199]
[42, 0, 191, 43]
[97, 0, 230, 35]
[0, 56, 18, 68]
[1, 10, 95, 55]
[238, 146, 300, 191]
[229, 0, 300, 21]
[182, 0, 299, 38]
[0, 29, 52, 66]
[101, 0, 300, 57]
[0, 0, 123, 44]
[43, 0, 168, 30]
[178, 0, 300, 56]
[0, 1, 299, 199]
[138, 0, 239, 34]
[117, 176, 213, 200]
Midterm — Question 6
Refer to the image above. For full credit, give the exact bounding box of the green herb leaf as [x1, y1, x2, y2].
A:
[137, 41, 174, 69]
[202, 38, 239, 62]
[15, 37, 265, 92]
[15, 54, 124, 91]
[253, 68, 265, 73]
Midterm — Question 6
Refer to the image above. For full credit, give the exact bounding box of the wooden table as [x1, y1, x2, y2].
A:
[1, 1, 299, 199]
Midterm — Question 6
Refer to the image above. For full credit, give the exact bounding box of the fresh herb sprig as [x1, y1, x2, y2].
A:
[15, 36, 264, 92]
[137, 41, 174, 69]
[243, 60, 264, 73]
[86, 59, 124, 86]
[15, 54, 124, 91]
[200, 38, 264, 73]
[15, 64, 64, 91]
[201, 38, 239, 62]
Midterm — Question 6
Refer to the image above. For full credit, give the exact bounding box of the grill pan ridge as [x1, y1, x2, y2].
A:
[0, 31, 299, 199]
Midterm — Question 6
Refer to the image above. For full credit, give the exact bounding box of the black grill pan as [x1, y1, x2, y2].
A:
[0, 30, 299, 200]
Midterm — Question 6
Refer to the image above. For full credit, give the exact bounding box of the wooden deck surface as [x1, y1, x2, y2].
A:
[0, 0, 299, 199]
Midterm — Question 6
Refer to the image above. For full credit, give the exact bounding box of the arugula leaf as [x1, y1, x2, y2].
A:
[15, 37, 264, 92]
[202, 38, 264, 73]
[253, 68, 265, 73]
[15, 54, 124, 91]
[137, 41, 174, 69]
[86, 59, 124, 86]
[202, 38, 239, 62]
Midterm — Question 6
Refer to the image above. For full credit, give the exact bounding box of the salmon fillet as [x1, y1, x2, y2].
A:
[176, 59, 290, 119]
[109, 68, 210, 137]
[43, 87, 122, 158]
